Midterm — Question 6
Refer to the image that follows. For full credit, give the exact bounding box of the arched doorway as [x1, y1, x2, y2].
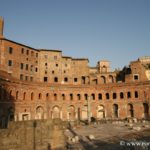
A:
[143, 103, 149, 119]
[127, 104, 134, 118]
[36, 106, 44, 119]
[68, 105, 76, 121]
[82, 105, 88, 120]
[97, 105, 105, 119]
[52, 106, 60, 119]
[8, 107, 14, 121]
[113, 104, 118, 118]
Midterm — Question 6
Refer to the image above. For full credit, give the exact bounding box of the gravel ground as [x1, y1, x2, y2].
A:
[65, 122, 150, 150]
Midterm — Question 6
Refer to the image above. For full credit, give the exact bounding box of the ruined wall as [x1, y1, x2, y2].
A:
[0, 119, 67, 150]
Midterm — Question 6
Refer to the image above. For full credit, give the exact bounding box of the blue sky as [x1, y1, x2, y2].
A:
[0, 0, 150, 70]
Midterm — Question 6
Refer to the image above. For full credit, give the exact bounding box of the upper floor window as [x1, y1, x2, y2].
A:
[77, 94, 81, 100]
[31, 51, 34, 56]
[135, 91, 138, 98]
[35, 67, 38, 72]
[36, 53, 38, 57]
[70, 94, 73, 100]
[134, 74, 139, 81]
[8, 47, 13, 54]
[26, 50, 29, 55]
[20, 63, 24, 69]
[20, 74, 23, 80]
[127, 92, 131, 98]
[98, 93, 102, 100]
[21, 48, 24, 54]
[64, 77, 68, 82]
[74, 78, 78, 82]
[26, 64, 28, 70]
[120, 92, 124, 99]
[113, 93, 117, 99]
[54, 77, 58, 82]
[44, 77, 48, 82]
[8, 60, 12, 66]
[106, 93, 109, 100]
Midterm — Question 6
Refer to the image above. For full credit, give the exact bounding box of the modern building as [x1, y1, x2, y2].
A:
[0, 17, 150, 126]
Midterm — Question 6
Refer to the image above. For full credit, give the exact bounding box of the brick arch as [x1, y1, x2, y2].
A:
[143, 103, 149, 119]
[52, 105, 60, 119]
[68, 105, 76, 121]
[97, 105, 105, 119]
[101, 76, 106, 84]
[108, 75, 114, 83]
[36, 106, 44, 119]
[127, 103, 134, 118]
[113, 104, 119, 118]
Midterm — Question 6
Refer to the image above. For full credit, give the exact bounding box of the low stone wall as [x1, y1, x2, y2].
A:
[0, 119, 67, 150]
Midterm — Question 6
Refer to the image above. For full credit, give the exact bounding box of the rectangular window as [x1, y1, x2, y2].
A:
[31, 51, 34, 56]
[21, 48, 24, 54]
[44, 77, 48, 82]
[35, 67, 38, 72]
[26, 50, 29, 55]
[134, 74, 139, 80]
[8, 60, 12, 66]
[25, 76, 28, 81]
[74, 78, 78, 82]
[26, 64, 28, 70]
[20, 74, 23, 80]
[8, 47, 13, 54]
[20, 63, 24, 69]
[36, 53, 38, 57]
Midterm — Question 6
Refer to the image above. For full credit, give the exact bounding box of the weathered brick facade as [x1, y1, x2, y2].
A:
[0, 17, 150, 126]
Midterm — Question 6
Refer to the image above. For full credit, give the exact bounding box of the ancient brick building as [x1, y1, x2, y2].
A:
[0, 17, 150, 126]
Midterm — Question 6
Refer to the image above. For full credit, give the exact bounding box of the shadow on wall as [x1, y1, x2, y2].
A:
[0, 82, 15, 128]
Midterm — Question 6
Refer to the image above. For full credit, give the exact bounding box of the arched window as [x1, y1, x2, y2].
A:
[98, 93, 102, 100]
[102, 65, 107, 73]
[62, 94, 65, 100]
[46, 93, 49, 100]
[84, 94, 88, 100]
[77, 94, 81, 100]
[31, 92, 34, 100]
[120, 92, 124, 99]
[54, 93, 57, 100]
[91, 93, 95, 100]
[109, 75, 114, 83]
[54, 77, 58, 82]
[113, 93, 117, 99]
[39, 93, 42, 99]
[64, 77, 68, 82]
[70, 94, 73, 100]
[101, 76, 106, 84]
[106, 93, 109, 100]
[127, 92, 131, 98]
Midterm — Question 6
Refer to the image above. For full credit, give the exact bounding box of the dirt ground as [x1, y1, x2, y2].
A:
[65, 122, 150, 150]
